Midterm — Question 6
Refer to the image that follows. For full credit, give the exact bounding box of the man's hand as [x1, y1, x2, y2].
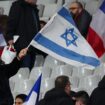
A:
[8, 40, 14, 45]
[17, 48, 28, 60]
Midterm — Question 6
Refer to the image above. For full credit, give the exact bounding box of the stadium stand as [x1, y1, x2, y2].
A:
[0, 0, 105, 102]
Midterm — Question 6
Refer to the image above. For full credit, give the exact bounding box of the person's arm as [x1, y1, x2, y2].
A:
[6, 2, 20, 45]
[1, 48, 28, 78]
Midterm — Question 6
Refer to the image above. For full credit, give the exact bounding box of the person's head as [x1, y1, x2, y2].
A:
[40, 20, 46, 29]
[15, 94, 27, 105]
[25, 0, 37, 5]
[75, 91, 89, 105]
[69, 1, 83, 18]
[55, 75, 71, 95]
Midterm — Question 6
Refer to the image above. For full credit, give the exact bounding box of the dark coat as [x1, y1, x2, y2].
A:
[6, 0, 40, 52]
[0, 58, 21, 105]
[38, 88, 74, 105]
[89, 76, 105, 105]
[74, 9, 92, 38]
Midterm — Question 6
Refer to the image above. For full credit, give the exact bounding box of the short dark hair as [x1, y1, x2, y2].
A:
[55, 75, 70, 89]
[71, 1, 83, 9]
[15, 94, 27, 102]
[75, 91, 89, 105]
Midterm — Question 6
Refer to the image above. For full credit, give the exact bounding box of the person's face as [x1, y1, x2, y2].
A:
[69, 3, 81, 18]
[65, 81, 71, 95]
[15, 98, 23, 105]
[75, 99, 84, 105]
[25, 0, 37, 5]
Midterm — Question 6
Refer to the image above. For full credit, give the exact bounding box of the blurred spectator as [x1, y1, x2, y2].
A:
[0, 15, 8, 38]
[69, 1, 92, 38]
[74, 91, 89, 105]
[6, 0, 40, 69]
[89, 75, 105, 105]
[0, 48, 27, 105]
[38, 75, 74, 105]
[15, 94, 27, 105]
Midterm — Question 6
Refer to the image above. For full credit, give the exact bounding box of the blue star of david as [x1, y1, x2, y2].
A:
[61, 28, 78, 47]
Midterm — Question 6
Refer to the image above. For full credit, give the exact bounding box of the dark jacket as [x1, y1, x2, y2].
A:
[0, 58, 21, 105]
[38, 88, 74, 105]
[6, 0, 40, 52]
[74, 9, 92, 38]
[89, 76, 105, 105]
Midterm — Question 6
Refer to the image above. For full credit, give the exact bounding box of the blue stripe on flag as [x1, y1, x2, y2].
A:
[34, 34, 100, 67]
[100, 0, 105, 13]
[26, 74, 42, 102]
[58, 7, 76, 27]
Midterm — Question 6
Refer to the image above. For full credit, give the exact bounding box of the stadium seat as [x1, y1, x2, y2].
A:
[29, 67, 42, 81]
[37, 4, 45, 17]
[37, 0, 56, 5]
[9, 67, 30, 91]
[51, 65, 73, 78]
[0, 0, 13, 15]
[40, 4, 61, 22]
[40, 78, 55, 98]
[69, 76, 79, 89]
[85, 1, 99, 14]
[44, 55, 65, 70]
[14, 79, 34, 95]
[72, 66, 94, 77]
[57, 0, 64, 6]
[79, 75, 101, 94]
[94, 63, 105, 78]
[0, 7, 4, 14]
[34, 55, 45, 67]
[64, 0, 75, 4]
[9, 67, 30, 83]
[29, 66, 52, 81]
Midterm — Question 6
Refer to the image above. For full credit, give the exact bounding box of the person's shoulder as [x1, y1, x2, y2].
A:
[58, 97, 74, 105]
[83, 9, 92, 17]
[11, 0, 23, 7]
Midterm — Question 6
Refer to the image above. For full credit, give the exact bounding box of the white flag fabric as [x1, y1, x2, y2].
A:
[24, 74, 42, 105]
[30, 7, 100, 67]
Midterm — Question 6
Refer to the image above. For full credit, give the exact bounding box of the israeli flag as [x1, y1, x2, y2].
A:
[30, 7, 100, 67]
[24, 74, 42, 105]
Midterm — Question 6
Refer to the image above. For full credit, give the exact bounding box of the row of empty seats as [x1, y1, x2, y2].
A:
[9, 55, 105, 98]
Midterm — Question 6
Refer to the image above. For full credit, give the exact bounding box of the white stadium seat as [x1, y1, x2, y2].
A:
[85, 1, 99, 14]
[40, 78, 55, 98]
[34, 55, 45, 67]
[64, 0, 75, 4]
[79, 75, 101, 95]
[14, 79, 34, 95]
[44, 55, 65, 70]
[9, 67, 30, 83]
[72, 66, 94, 77]
[69, 76, 79, 89]
[94, 63, 105, 79]
[29, 67, 42, 81]
[37, 4, 45, 17]
[0, 0, 13, 15]
[51, 65, 73, 78]
[37, 0, 56, 5]
[29, 66, 52, 81]
[40, 4, 61, 22]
